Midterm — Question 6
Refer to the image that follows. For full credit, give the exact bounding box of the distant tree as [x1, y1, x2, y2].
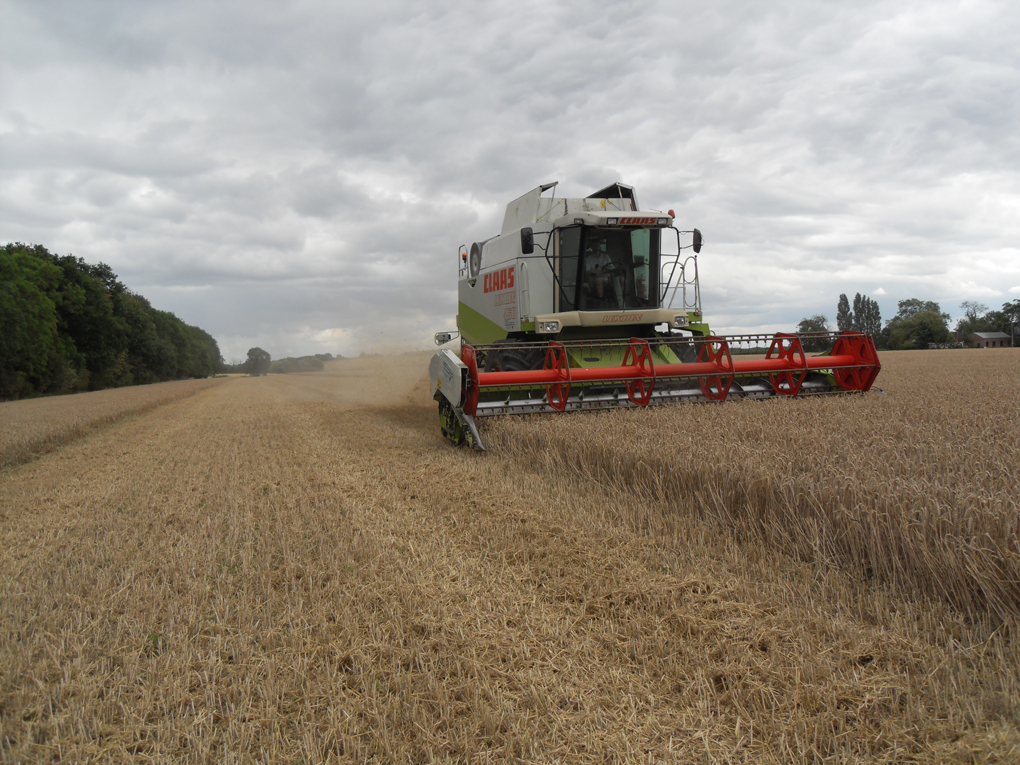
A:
[955, 301, 987, 345]
[960, 301, 988, 322]
[1004, 300, 1020, 344]
[859, 296, 882, 336]
[836, 294, 852, 331]
[835, 292, 882, 337]
[882, 298, 951, 350]
[1004, 299, 1020, 326]
[876, 323, 891, 350]
[954, 300, 1020, 345]
[893, 298, 950, 323]
[0, 242, 222, 400]
[797, 315, 830, 334]
[797, 315, 830, 351]
[887, 312, 950, 349]
[246, 347, 272, 376]
[270, 355, 325, 374]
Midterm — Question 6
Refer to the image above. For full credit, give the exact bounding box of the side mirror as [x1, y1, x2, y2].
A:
[521, 227, 534, 255]
[434, 330, 459, 346]
[692, 228, 702, 254]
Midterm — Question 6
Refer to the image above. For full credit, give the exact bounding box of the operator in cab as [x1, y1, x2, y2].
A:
[583, 237, 624, 310]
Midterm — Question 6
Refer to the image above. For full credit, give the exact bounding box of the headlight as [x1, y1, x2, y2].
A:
[657, 218, 669, 226]
[606, 217, 619, 225]
[537, 320, 560, 333]
[673, 315, 688, 327]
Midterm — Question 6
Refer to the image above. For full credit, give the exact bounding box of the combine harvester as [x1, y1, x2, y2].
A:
[429, 182, 880, 450]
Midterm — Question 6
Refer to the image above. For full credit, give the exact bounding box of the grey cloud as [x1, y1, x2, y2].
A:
[1, 131, 219, 177]
[285, 166, 372, 219]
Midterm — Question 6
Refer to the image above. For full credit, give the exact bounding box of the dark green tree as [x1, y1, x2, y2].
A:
[882, 299, 951, 350]
[51, 254, 130, 389]
[797, 315, 830, 351]
[887, 310, 950, 350]
[836, 294, 852, 331]
[118, 293, 177, 383]
[1, 242, 223, 400]
[1003, 299, 1020, 325]
[1003, 300, 1020, 344]
[0, 245, 64, 398]
[859, 295, 882, 336]
[246, 347, 272, 376]
[893, 298, 950, 323]
[797, 315, 830, 334]
[836, 292, 882, 337]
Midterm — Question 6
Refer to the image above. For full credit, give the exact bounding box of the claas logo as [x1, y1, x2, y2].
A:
[483, 266, 515, 294]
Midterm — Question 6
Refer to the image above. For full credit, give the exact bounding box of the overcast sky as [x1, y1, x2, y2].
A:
[3, 0, 1018, 361]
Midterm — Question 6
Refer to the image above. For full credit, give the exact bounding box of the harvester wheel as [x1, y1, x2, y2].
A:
[483, 343, 545, 373]
[438, 398, 465, 446]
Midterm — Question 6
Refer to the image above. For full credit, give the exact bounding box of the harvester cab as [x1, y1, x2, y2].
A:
[430, 182, 880, 450]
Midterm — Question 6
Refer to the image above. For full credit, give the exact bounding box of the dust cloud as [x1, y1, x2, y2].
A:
[251, 351, 436, 411]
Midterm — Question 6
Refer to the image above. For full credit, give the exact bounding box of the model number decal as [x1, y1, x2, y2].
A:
[483, 266, 515, 294]
[603, 313, 643, 322]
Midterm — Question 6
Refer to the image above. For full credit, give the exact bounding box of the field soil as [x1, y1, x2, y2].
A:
[1, 351, 1018, 763]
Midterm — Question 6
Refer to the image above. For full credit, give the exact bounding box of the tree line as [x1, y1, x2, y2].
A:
[954, 300, 1020, 343]
[219, 349, 339, 376]
[799, 292, 1020, 350]
[1, 243, 222, 400]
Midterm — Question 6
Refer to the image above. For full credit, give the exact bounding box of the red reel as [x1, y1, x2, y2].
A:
[697, 337, 734, 401]
[544, 342, 571, 411]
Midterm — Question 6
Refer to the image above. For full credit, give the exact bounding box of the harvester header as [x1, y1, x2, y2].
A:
[430, 182, 881, 450]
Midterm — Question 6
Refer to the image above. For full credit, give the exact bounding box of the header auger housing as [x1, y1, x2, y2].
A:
[430, 182, 881, 450]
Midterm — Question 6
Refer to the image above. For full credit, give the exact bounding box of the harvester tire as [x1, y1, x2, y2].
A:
[482, 343, 544, 373]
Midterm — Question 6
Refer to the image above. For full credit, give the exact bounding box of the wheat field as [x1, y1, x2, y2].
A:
[1, 350, 1018, 763]
[488, 349, 1020, 623]
[0, 378, 226, 468]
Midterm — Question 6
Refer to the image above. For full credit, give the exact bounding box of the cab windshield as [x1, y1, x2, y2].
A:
[557, 226, 660, 311]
